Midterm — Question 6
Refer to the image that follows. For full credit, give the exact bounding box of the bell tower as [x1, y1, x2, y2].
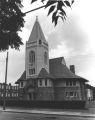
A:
[25, 17, 49, 78]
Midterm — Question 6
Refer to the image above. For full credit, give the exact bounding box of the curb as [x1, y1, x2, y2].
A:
[1, 109, 95, 118]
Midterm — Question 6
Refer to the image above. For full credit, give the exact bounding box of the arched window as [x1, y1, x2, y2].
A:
[44, 52, 48, 64]
[29, 51, 35, 64]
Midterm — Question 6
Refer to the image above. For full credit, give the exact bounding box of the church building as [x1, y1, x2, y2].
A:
[15, 17, 88, 101]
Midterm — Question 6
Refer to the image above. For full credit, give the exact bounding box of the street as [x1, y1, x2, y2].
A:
[0, 112, 94, 120]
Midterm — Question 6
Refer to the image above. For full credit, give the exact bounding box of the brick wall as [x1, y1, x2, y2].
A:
[53, 80, 84, 101]
[54, 87, 82, 101]
[36, 87, 54, 101]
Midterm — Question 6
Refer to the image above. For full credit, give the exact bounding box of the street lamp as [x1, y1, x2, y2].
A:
[3, 51, 8, 110]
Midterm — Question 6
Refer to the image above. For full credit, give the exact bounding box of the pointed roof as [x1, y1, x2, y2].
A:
[38, 68, 53, 79]
[28, 17, 47, 43]
[15, 71, 26, 84]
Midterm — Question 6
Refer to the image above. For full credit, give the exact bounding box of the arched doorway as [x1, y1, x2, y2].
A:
[24, 81, 38, 100]
[27, 87, 35, 100]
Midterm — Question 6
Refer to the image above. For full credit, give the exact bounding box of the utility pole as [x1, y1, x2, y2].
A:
[3, 51, 8, 110]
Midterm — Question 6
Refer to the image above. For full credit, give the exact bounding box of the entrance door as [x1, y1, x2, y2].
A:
[28, 93, 34, 100]
[29, 93, 32, 100]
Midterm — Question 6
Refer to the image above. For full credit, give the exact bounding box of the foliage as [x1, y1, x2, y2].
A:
[0, 0, 74, 51]
[0, 0, 25, 51]
[31, 0, 74, 26]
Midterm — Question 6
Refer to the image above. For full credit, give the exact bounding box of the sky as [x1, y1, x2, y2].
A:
[0, 0, 95, 86]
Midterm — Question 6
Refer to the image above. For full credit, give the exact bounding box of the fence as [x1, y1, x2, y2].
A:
[0, 100, 86, 109]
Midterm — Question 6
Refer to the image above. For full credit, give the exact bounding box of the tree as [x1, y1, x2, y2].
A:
[31, 0, 74, 26]
[0, 0, 24, 51]
[0, 0, 74, 51]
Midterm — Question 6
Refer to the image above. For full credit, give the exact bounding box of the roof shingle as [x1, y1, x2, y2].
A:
[49, 57, 80, 78]
[38, 68, 53, 79]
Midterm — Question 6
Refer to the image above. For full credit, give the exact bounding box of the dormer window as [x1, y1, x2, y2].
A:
[39, 39, 42, 45]
[45, 79, 47, 86]
[21, 82, 23, 88]
[39, 80, 42, 86]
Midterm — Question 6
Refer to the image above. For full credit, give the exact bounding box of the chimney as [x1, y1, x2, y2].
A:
[9, 83, 11, 86]
[70, 65, 75, 74]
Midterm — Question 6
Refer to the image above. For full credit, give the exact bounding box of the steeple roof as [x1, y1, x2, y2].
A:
[38, 68, 53, 79]
[28, 17, 47, 43]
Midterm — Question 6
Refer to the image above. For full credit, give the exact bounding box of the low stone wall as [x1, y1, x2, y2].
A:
[85, 100, 95, 108]
[0, 100, 86, 109]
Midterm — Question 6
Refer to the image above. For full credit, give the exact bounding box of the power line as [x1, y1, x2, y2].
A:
[24, 5, 45, 15]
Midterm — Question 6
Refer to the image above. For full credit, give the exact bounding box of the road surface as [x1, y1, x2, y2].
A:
[0, 112, 94, 120]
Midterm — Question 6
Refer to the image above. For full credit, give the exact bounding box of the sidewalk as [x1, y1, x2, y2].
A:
[0, 107, 95, 118]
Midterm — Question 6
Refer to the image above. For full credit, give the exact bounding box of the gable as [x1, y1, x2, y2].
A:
[38, 68, 53, 79]
[49, 57, 81, 78]
[15, 71, 26, 84]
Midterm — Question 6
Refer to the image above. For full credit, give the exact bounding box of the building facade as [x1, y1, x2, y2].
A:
[0, 83, 19, 100]
[15, 17, 88, 101]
